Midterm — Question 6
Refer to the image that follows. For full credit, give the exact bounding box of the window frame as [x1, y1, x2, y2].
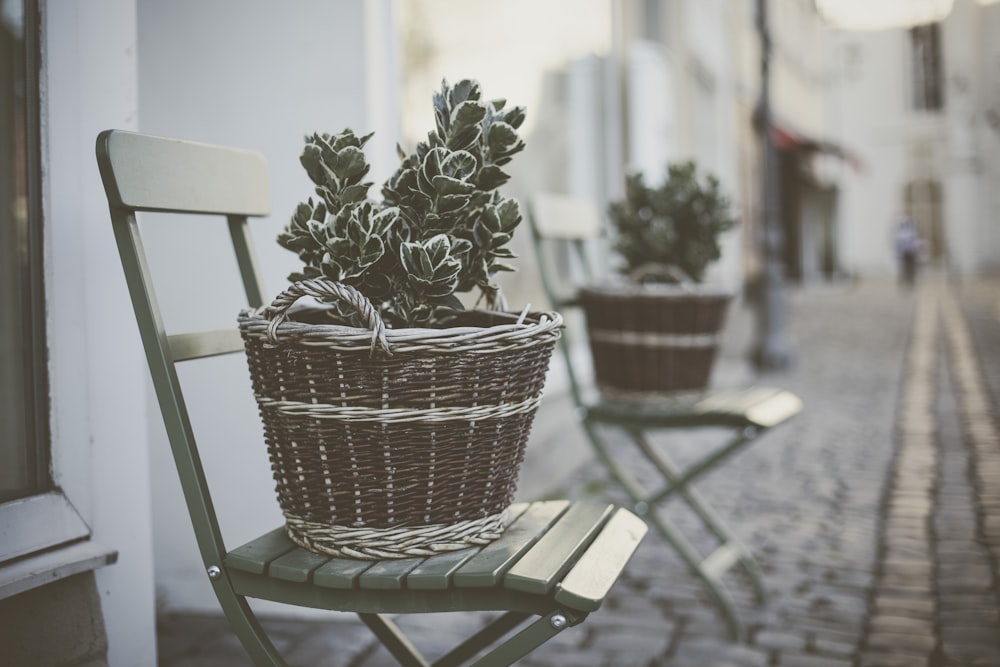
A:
[909, 22, 945, 112]
[1, 0, 49, 505]
[0, 0, 114, 598]
[20, 0, 51, 497]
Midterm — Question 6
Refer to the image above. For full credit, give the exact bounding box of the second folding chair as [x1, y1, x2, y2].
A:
[527, 192, 802, 640]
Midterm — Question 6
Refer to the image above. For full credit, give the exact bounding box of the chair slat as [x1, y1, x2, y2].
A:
[745, 390, 804, 428]
[693, 387, 778, 418]
[453, 500, 569, 588]
[588, 387, 802, 430]
[554, 508, 648, 612]
[504, 503, 614, 596]
[97, 130, 270, 216]
[226, 528, 297, 575]
[312, 558, 376, 590]
[269, 549, 332, 583]
[686, 388, 802, 428]
[168, 328, 244, 362]
[404, 502, 531, 590]
[358, 558, 425, 591]
[529, 194, 602, 240]
[405, 548, 479, 591]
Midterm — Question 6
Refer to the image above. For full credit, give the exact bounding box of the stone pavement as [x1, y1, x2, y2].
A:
[157, 275, 1000, 667]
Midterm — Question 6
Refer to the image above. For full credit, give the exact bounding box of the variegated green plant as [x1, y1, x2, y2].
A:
[278, 79, 526, 328]
[608, 161, 736, 284]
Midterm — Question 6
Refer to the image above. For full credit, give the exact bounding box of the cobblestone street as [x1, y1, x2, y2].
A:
[158, 276, 1000, 666]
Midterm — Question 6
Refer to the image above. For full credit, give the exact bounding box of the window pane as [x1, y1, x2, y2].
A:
[910, 23, 944, 112]
[1, 0, 46, 502]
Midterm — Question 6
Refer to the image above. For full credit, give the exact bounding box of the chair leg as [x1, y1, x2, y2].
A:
[360, 610, 577, 667]
[581, 420, 651, 508]
[466, 610, 581, 667]
[644, 506, 745, 641]
[213, 582, 289, 666]
[359, 613, 431, 667]
[581, 419, 761, 639]
[641, 427, 758, 509]
[434, 612, 532, 667]
[632, 429, 768, 604]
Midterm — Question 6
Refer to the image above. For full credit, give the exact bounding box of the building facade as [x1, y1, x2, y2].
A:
[831, 0, 1000, 279]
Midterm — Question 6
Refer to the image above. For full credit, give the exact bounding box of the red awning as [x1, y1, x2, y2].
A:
[753, 104, 864, 171]
[769, 122, 864, 171]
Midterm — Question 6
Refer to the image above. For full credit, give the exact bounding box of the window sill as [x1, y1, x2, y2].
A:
[0, 492, 118, 599]
[0, 539, 118, 599]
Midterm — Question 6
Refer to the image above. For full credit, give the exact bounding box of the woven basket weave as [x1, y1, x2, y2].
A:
[238, 279, 562, 559]
[579, 284, 731, 401]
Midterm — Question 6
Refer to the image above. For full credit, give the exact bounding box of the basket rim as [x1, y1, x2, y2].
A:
[579, 283, 733, 299]
[238, 306, 563, 353]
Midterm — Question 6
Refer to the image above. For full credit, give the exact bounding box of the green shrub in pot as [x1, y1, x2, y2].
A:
[608, 160, 736, 284]
[277, 78, 527, 328]
[582, 161, 738, 398]
[241, 79, 563, 558]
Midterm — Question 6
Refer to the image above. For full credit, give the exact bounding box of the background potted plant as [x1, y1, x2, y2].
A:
[239, 79, 562, 558]
[580, 160, 737, 399]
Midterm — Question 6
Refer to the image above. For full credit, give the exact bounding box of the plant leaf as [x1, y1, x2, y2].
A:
[476, 165, 509, 190]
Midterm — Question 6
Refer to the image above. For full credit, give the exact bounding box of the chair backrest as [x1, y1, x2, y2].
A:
[527, 193, 604, 308]
[95, 129, 271, 572]
[526, 193, 608, 407]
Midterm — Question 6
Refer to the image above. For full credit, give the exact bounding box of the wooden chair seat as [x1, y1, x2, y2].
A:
[226, 501, 645, 616]
[585, 386, 802, 430]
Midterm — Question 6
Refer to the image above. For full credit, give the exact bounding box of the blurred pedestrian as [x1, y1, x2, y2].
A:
[895, 215, 922, 287]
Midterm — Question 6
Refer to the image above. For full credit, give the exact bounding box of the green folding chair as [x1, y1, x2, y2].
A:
[527, 192, 802, 641]
[96, 130, 647, 667]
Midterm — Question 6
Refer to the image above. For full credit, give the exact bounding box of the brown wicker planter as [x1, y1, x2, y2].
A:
[579, 285, 732, 400]
[239, 280, 562, 559]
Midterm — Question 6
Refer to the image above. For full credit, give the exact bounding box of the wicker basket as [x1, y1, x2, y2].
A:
[238, 279, 562, 559]
[579, 284, 732, 401]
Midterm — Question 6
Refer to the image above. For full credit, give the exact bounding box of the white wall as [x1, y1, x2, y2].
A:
[626, 41, 676, 178]
[619, 0, 745, 292]
[978, 4, 1000, 266]
[43, 0, 157, 664]
[830, 0, 1000, 279]
[688, 0, 742, 291]
[769, 0, 827, 135]
[134, 0, 397, 615]
[941, 0, 989, 274]
[832, 30, 915, 278]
